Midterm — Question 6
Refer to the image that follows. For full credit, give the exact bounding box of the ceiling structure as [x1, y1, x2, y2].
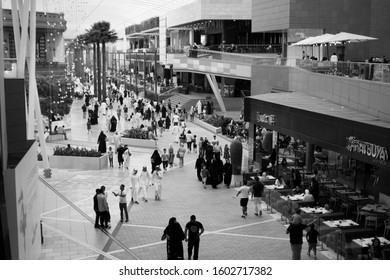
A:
[2, 0, 196, 39]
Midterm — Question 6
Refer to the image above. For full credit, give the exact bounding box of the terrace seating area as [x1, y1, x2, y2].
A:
[247, 170, 390, 259]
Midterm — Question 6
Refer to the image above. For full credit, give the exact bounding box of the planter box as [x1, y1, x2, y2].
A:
[196, 119, 222, 134]
[49, 154, 108, 170]
[47, 134, 65, 142]
[121, 137, 157, 149]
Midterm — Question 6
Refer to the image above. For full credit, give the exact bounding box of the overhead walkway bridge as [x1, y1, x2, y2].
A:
[167, 49, 281, 114]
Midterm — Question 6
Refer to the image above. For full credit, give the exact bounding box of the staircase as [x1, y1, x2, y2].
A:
[162, 94, 200, 112]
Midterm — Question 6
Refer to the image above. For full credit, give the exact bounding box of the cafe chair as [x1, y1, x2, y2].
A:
[367, 195, 375, 204]
[340, 197, 355, 217]
[355, 206, 369, 223]
[365, 214, 383, 231]
[382, 249, 390, 260]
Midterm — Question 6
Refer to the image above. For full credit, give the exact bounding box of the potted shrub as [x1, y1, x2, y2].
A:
[49, 145, 108, 170]
[121, 127, 157, 149]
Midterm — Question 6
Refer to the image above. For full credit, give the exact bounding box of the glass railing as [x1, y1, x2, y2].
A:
[186, 48, 287, 66]
[297, 59, 390, 83]
[167, 44, 282, 55]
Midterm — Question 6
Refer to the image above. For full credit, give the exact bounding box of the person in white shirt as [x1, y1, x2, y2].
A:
[113, 132, 121, 152]
[172, 113, 180, 126]
[123, 145, 132, 169]
[186, 130, 194, 153]
[152, 165, 164, 201]
[303, 189, 314, 202]
[112, 184, 129, 222]
[235, 180, 252, 218]
[130, 169, 140, 204]
[139, 166, 151, 202]
[330, 52, 338, 63]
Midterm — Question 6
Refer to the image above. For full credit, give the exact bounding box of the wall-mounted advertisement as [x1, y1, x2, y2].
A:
[4, 141, 41, 259]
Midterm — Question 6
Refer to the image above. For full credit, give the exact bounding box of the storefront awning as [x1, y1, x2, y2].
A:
[244, 92, 390, 169]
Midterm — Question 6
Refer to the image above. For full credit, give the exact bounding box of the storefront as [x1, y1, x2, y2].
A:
[244, 92, 390, 197]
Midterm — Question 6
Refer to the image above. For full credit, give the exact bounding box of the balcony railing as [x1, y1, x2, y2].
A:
[297, 59, 390, 83]
[166, 44, 282, 55]
[185, 48, 282, 65]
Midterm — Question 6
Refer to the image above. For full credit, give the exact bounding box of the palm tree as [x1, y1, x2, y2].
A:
[93, 21, 118, 101]
[84, 28, 101, 100]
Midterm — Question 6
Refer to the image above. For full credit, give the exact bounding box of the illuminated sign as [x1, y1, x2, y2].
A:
[256, 112, 275, 125]
[346, 136, 389, 162]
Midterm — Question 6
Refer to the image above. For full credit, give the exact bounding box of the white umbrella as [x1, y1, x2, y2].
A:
[291, 36, 316, 46]
[321, 32, 377, 44]
[308, 33, 335, 45]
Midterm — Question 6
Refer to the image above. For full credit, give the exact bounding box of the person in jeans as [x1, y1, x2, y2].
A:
[97, 186, 111, 229]
[251, 176, 264, 216]
[286, 217, 317, 260]
[185, 215, 204, 260]
[112, 184, 129, 222]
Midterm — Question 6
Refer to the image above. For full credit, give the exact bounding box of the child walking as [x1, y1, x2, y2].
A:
[201, 164, 209, 189]
[306, 223, 319, 259]
[161, 148, 169, 171]
[107, 147, 114, 167]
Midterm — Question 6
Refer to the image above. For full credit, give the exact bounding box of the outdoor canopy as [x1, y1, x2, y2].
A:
[292, 32, 377, 46]
[320, 32, 378, 44]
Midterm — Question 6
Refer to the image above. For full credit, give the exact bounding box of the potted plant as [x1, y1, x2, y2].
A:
[49, 145, 108, 170]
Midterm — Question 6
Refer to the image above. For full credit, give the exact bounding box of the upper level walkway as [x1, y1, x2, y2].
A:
[167, 49, 279, 80]
[167, 48, 390, 85]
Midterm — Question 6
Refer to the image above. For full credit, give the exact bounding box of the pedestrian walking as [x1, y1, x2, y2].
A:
[161, 148, 169, 171]
[152, 165, 163, 200]
[97, 131, 108, 153]
[184, 215, 204, 260]
[97, 186, 111, 229]
[87, 117, 92, 134]
[201, 164, 209, 189]
[107, 147, 114, 167]
[234, 180, 251, 218]
[177, 144, 186, 168]
[139, 166, 151, 202]
[112, 184, 129, 222]
[286, 217, 317, 260]
[251, 176, 264, 216]
[117, 144, 126, 168]
[195, 154, 205, 181]
[168, 143, 175, 168]
[130, 169, 140, 204]
[93, 188, 100, 228]
[123, 145, 132, 169]
[306, 223, 319, 259]
[161, 217, 185, 260]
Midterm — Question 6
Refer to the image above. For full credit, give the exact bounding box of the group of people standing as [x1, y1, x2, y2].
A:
[195, 135, 232, 189]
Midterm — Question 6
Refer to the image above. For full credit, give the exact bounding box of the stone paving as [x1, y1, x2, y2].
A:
[38, 97, 332, 260]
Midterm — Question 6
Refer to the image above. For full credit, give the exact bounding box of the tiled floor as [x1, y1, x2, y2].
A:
[38, 97, 332, 260]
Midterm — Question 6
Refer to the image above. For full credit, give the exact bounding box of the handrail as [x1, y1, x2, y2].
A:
[38, 176, 141, 260]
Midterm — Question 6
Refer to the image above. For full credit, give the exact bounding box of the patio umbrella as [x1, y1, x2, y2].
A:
[291, 37, 317, 58]
[321, 32, 378, 60]
[308, 33, 335, 59]
[321, 32, 377, 44]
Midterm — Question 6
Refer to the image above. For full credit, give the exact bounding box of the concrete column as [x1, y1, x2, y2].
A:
[191, 72, 195, 86]
[248, 122, 255, 163]
[189, 29, 194, 45]
[306, 143, 315, 172]
[221, 77, 225, 97]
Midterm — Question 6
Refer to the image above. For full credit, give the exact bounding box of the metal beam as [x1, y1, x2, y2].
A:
[205, 74, 227, 115]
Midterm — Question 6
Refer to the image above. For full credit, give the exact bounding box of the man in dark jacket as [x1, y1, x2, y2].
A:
[195, 154, 205, 181]
[93, 188, 101, 228]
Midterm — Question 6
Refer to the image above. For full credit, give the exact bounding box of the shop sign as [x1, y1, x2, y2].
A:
[256, 112, 275, 125]
[346, 136, 389, 162]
